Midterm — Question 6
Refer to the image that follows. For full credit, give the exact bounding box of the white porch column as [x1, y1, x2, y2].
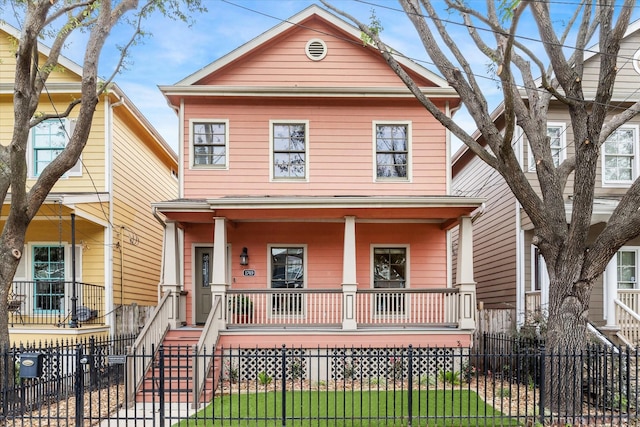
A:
[342, 216, 357, 330]
[604, 253, 618, 329]
[455, 216, 477, 330]
[160, 221, 185, 329]
[212, 217, 228, 328]
[212, 217, 228, 286]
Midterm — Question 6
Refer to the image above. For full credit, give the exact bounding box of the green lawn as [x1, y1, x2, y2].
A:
[178, 389, 520, 426]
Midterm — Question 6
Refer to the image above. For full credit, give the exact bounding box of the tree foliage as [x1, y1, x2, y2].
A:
[323, 0, 640, 413]
[0, 0, 203, 382]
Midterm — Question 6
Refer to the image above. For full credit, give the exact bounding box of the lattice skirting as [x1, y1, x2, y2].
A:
[222, 347, 468, 382]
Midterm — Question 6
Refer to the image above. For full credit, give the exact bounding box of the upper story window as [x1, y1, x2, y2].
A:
[528, 123, 566, 171]
[375, 122, 410, 181]
[30, 118, 81, 178]
[191, 120, 228, 169]
[271, 121, 308, 180]
[602, 126, 639, 186]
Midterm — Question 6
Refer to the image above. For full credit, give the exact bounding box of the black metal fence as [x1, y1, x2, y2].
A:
[1, 333, 638, 426]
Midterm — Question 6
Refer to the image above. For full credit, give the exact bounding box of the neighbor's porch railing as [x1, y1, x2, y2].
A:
[225, 288, 460, 328]
[618, 290, 640, 314]
[614, 298, 640, 348]
[8, 280, 105, 327]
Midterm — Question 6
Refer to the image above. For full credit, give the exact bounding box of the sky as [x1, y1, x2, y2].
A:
[5, 0, 640, 152]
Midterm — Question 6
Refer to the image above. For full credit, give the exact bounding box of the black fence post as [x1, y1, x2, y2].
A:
[75, 343, 85, 427]
[281, 344, 287, 427]
[159, 345, 166, 426]
[538, 345, 546, 426]
[407, 345, 413, 427]
[2, 346, 8, 420]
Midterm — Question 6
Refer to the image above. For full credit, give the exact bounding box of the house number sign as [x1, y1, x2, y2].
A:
[243, 269, 256, 276]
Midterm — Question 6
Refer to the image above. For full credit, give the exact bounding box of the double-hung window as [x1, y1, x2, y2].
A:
[191, 120, 228, 168]
[270, 246, 305, 316]
[31, 118, 81, 177]
[271, 122, 308, 180]
[528, 123, 566, 171]
[33, 245, 65, 313]
[375, 123, 410, 180]
[617, 249, 638, 290]
[603, 126, 639, 186]
[372, 247, 407, 315]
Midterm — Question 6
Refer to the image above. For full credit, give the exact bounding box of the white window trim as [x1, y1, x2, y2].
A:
[529, 245, 549, 309]
[269, 120, 309, 182]
[615, 246, 639, 290]
[372, 121, 412, 182]
[527, 122, 566, 172]
[189, 118, 229, 170]
[16, 242, 82, 315]
[602, 125, 640, 188]
[267, 244, 307, 319]
[28, 118, 81, 178]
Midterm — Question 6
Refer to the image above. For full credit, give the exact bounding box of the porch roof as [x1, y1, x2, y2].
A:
[153, 195, 484, 229]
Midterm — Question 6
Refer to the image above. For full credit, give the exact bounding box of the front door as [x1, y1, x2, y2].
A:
[195, 247, 213, 324]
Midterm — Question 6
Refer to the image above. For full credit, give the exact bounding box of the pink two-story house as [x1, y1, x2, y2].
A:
[136, 6, 481, 375]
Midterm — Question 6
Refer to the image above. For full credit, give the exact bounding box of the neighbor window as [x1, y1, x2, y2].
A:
[603, 127, 639, 185]
[271, 122, 307, 180]
[373, 247, 407, 315]
[528, 123, 566, 171]
[617, 249, 638, 290]
[375, 123, 409, 180]
[31, 119, 81, 177]
[270, 246, 305, 315]
[192, 121, 228, 168]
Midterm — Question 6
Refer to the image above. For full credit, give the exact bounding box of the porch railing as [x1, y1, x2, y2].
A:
[618, 290, 640, 314]
[9, 281, 104, 327]
[225, 288, 459, 328]
[356, 289, 458, 326]
[614, 298, 640, 348]
[226, 289, 343, 328]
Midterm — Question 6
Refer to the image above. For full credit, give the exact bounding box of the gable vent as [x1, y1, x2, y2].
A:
[306, 39, 327, 61]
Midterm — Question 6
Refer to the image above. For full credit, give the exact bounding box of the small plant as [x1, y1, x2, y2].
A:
[461, 363, 476, 382]
[224, 359, 239, 383]
[232, 295, 253, 316]
[257, 371, 272, 387]
[414, 374, 435, 387]
[438, 370, 461, 385]
[343, 357, 358, 380]
[314, 380, 327, 389]
[388, 357, 404, 380]
[498, 387, 511, 398]
[288, 357, 304, 380]
[369, 376, 385, 387]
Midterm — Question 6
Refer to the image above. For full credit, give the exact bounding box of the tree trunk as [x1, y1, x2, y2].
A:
[544, 272, 593, 419]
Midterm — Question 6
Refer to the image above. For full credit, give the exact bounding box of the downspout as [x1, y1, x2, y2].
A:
[107, 96, 125, 335]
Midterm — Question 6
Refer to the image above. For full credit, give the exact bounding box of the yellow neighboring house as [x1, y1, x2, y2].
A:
[0, 23, 178, 344]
